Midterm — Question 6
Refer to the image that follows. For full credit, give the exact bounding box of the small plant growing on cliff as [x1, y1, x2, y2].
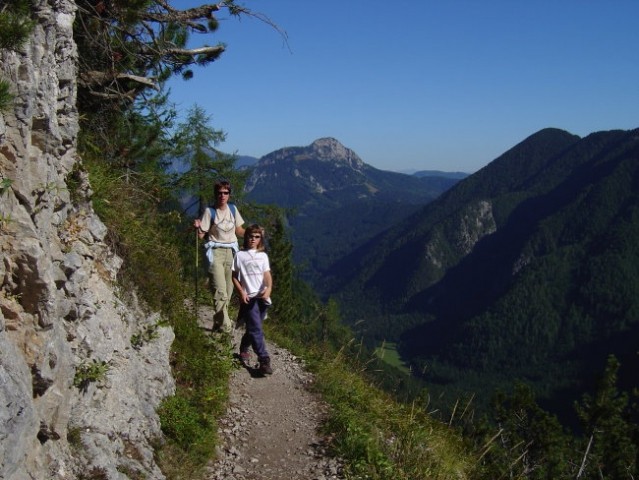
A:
[77, 466, 108, 480]
[73, 359, 110, 392]
[66, 426, 82, 449]
[0, 178, 12, 196]
[0, 81, 12, 111]
[0, 213, 13, 230]
[1, 178, 15, 229]
[131, 322, 160, 349]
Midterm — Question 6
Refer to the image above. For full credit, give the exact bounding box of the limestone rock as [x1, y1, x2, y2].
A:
[0, 1, 175, 479]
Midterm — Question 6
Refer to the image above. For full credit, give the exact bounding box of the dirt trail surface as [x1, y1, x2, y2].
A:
[198, 308, 345, 480]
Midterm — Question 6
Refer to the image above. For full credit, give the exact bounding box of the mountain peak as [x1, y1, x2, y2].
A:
[311, 136, 341, 146]
[259, 137, 365, 169]
[307, 137, 363, 166]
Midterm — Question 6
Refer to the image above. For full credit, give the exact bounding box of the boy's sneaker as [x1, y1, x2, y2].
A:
[259, 357, 273, 375]
[239, 352, 251, 367]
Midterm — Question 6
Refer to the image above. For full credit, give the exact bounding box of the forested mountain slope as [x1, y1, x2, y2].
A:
[325, 128, 583, 314]
[244, 137, 460, 281]
[325, 127, 639, 411]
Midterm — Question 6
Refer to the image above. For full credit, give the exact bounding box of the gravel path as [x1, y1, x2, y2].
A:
[200, 321, 345, 480]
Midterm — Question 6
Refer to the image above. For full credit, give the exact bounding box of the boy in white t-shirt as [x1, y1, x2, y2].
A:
[232, 224, 273, 375]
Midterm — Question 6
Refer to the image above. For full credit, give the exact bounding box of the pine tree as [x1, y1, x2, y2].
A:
[171, 104, 247, 216]
[574, 355, 638, 479]
[478, 383, 573, 479]
[0, 0, 34, 110]
[73, 1, 246, 107]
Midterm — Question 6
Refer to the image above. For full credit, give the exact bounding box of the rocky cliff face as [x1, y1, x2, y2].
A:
[0, 2, 175, 479]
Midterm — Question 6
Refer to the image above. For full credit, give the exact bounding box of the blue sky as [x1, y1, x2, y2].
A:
[167, 1, 639, 173]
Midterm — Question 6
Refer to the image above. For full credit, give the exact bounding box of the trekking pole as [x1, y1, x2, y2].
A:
[194, 228, 199, 323]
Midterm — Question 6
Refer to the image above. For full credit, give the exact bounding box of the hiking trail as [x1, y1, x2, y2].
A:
[197, 306, 345, 480]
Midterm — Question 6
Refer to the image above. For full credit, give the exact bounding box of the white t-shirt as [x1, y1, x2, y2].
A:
[232, 250, 270, 297]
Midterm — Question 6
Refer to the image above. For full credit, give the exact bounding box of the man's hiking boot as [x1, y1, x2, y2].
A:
[259, 357, 273, 375]
[239, 352, 251, 367]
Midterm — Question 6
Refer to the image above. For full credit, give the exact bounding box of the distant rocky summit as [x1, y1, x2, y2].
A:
[0, 2, 174, 479]
[257, 137, 365, 168]
[244, 137, 454, 209]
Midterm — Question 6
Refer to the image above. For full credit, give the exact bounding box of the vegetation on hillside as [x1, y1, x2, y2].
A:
[315, 127, 639, 478]
[326, 128, 639, 409]
[65, 1, 639, 478]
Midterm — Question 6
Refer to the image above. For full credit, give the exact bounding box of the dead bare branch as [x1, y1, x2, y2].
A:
[576, 434, 594, 479]
[80, 71, 160, 91]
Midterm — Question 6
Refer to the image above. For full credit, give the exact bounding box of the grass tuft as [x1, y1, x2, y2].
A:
[314, 353, 474, 480]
